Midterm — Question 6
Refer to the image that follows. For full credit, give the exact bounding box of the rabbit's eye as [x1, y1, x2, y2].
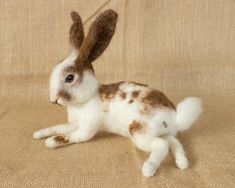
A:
[65, 74, 74, 83]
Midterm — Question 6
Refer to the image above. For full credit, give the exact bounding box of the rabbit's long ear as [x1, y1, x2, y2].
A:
[69, 11, 84, 49]
[77, 10, 118, 65]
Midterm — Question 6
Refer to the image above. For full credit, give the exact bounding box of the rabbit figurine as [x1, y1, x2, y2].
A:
[33, 10, 202, 177]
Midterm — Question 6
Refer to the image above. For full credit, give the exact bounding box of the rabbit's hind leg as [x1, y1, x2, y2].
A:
[163, 135, 188, 169]
[129, 121, 169, 177]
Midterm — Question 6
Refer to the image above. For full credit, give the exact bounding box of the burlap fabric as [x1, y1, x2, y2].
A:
[0, 0, 234, 187]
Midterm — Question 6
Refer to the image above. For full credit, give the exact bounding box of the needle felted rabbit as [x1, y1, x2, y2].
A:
[33, 10, 202, 177]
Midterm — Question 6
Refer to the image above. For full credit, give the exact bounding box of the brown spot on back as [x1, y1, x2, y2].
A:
[129, 121, 145, 135]
[142, 90, 175, 109]
[120, 92, 126, 99]
[99, 82, 124, 100]
[132, 90, 140, 98]
[54, 135, 69, 144]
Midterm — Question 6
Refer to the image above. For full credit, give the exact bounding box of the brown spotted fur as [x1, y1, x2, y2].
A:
[63, 66, 79, 74]
[99, 82, 175, 111]
[132, 90, 140, 98]
[120, 92, 126, 99]
[75, 63, 94, 77]
[99, 82, 124, 100]
[129, 99, 134, 104]
[142, 90, 175, 109]
[129, 121, 145, 135]
[54, 135, 69, 144]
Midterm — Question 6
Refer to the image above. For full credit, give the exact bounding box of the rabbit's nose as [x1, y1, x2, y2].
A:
[51, 100, 57, 104]
[50, 92, 59, 104]
[50, 97, 58, 104]
[51, 99, 62, 106]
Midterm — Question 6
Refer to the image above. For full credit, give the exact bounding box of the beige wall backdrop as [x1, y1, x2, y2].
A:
[0, 0, 235, 188]
[0, 0, 234, 101]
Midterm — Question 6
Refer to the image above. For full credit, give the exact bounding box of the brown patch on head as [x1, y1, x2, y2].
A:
[69, 11, 84, 49]
[142, 90, 175, 109]
[132, 90, 140, 98]
[63, 66, 79, 74]
[67, 10, 98, 78]
[99, 82, 124, 101]
[68, 10, 117, 82]
[129, 121, 146, 135]
[63, 64, 94, 82]
[120, 92, 126, 99]
[58, 90, 71, 101]
[54, 135, 69, 144]
[75, 63, 94, 77]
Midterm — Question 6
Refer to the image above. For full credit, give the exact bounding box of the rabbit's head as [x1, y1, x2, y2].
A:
[50, 10, 118, 106]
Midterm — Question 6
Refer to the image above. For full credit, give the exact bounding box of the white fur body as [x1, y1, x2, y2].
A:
[64, 77, 178, 139]
[34, 70, 202, 177]
[33, 10, 203, 177]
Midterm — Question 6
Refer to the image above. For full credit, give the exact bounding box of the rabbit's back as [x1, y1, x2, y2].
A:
[99, 82, 176, 136]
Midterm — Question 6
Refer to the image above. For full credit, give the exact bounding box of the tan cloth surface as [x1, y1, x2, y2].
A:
[0, 0, 234, 187]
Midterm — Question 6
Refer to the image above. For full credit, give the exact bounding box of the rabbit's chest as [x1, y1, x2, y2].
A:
[67, 95, 102, 126]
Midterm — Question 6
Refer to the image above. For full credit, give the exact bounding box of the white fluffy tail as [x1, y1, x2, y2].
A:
[176, 97, 202, 132]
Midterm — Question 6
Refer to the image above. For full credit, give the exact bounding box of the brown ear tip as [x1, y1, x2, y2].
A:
[103, 9, 118, 19]
[70, 11, 80, 22]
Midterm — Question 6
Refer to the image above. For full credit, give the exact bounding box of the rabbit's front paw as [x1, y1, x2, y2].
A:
[142, 161, 158, 177]
[33, 130, 44, 139]
[175, 153, 188, 169]
[45, 135, 69, 149]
